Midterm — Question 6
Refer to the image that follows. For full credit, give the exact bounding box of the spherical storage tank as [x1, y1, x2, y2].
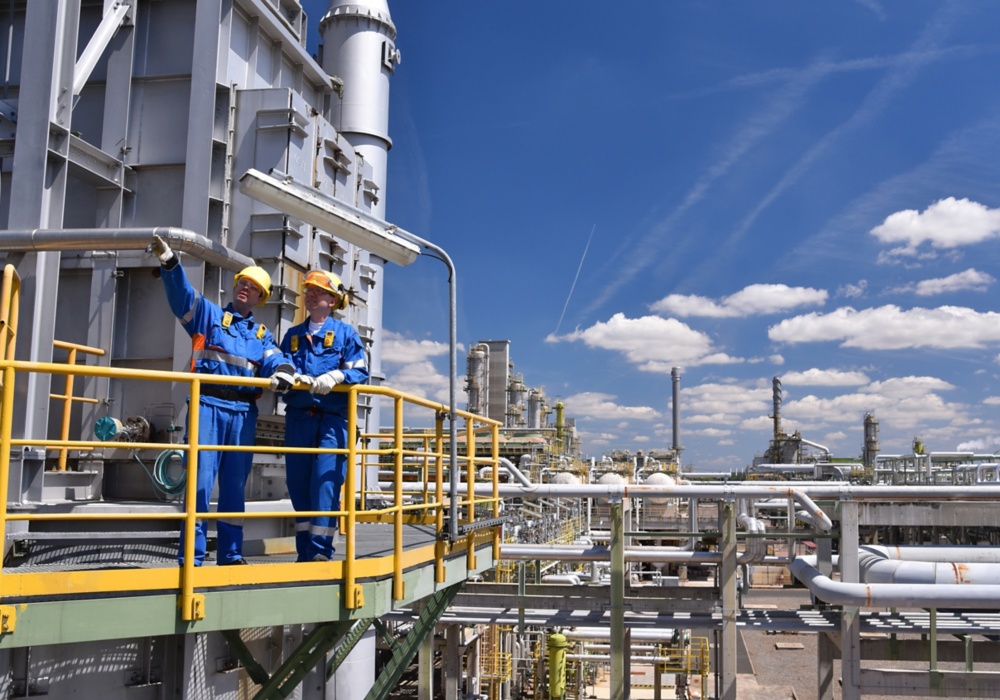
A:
[550, 471, 581, 485]
[643, 471, 675, 504]
[597, 472, 626, 486]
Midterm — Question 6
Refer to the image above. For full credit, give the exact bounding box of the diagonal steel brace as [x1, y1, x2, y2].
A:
[364, 583, 463, 700]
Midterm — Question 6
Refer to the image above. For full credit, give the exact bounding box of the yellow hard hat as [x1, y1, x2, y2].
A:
[234, 266, 272, 305]
[303, 269, 349, 310]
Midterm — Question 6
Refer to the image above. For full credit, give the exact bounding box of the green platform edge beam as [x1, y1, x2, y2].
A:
[0, 543, 496, 649]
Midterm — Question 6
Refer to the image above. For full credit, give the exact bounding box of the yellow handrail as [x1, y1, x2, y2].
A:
[0, 265, 18, 363]
[0, 356, 503, 622]
[49, 339, 106, 471]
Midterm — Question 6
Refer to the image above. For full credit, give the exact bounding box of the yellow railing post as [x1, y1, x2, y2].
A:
[434, 413, 446, 583]
[49, 340, 106, 470]
[492, 421, 501, 562]
[0, 266, 19, 363]
[180, 377, 204, 622]
[343, 384, 362, 609]
[392, 394, 404, 601]
[0, 265, 20, 614]
[465, 417, 476, 570]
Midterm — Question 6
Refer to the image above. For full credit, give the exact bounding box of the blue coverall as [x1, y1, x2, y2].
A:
[160, 262, 289, 565]
[280, 317, 369, 561]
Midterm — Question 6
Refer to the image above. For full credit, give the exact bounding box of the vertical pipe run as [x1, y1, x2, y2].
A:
[671, 367, 681, 459]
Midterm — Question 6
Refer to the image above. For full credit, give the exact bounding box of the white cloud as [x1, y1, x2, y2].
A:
[769, 305, 1000, 350]
[984, 397, 1000, 406]
[781, 368, 870, 386]
[888, 268, 995, 296]
[956, 436, 1000, 452]
[837, 280, 868, 299]
[562, 391, 660, 422]
[381, 360, 450, 405]
[871, 197, 1000, 259]
[380, 330, 453, 405]
[683, 381, 773, 427]
[650, 283, 827, 318]
[381, 330, 452, 365]
[549, 313, 744, 369]
[784, 376, 964, 432]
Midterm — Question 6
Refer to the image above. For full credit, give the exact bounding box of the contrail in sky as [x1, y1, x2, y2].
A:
[554, 224, 596, 336]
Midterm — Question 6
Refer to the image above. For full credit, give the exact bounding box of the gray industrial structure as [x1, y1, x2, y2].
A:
[0, 3, 998, 700]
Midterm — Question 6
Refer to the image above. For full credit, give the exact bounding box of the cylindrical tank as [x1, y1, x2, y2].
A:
[547, 632, 568, 699]
[527, 388, 544, 429]
[466, 345, 488, 415]
[320, 1, 399, 198]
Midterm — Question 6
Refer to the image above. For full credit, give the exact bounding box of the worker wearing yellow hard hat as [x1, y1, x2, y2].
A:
[148, 234, 295, 566]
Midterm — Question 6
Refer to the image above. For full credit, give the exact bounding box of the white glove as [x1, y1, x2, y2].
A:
[309, 370, 345, 395]
[147, 234, 174, 265]
[292, 372, 312, 388]
[270, 371, 295, 393]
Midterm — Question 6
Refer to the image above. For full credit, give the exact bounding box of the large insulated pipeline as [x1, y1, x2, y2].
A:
[790, 555, 1000, 608]
[467, 482, 834, 532]
[858, 545, 1000, 585]
[499, 543, 788, 567]
[0, 228, 254, 271]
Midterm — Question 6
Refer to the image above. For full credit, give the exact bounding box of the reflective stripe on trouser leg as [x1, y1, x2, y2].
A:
[285, 410, 347, 560]
[178, 402, 223, 565]
[215, 405, 255, 564]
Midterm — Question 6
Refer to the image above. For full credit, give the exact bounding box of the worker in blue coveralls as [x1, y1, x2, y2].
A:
[280, 270, 369, 562]
[148, 234, 296, 566]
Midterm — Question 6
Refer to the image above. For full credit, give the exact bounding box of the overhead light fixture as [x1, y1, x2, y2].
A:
[238, 168, 421, 267]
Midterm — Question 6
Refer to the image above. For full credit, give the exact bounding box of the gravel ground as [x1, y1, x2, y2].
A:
[739, 587, 1000, 700]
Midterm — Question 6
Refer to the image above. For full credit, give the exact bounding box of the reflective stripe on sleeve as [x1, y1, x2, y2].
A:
[181, 292, 201, 324]
[192, 349, 256, 373]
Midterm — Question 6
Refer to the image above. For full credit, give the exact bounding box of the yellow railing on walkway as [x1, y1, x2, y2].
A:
[49, 339, 106, 470]
[0, 356, 503, 622]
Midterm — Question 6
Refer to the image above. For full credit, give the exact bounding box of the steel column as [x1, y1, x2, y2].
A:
[840, 500, 861, 700]
[8, 0, 80, 442]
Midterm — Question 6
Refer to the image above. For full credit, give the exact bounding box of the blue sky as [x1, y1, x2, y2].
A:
[303, 1, 1000, 471]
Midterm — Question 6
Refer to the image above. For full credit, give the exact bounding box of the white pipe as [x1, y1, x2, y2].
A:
[790, 556, 1000, 608]
[500, 543, 789, 566]
[858, 545, 1000, 585]
[498, 456, 533, 487]
[0, 227, 254, 271]
[564, 627, 677, 642]
[540, 574, 582, 585]
[799, 437, 831, 456]
[469, 483, 835, 531]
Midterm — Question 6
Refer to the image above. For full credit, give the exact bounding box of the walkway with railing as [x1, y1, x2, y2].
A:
[0, 264, 503, 647]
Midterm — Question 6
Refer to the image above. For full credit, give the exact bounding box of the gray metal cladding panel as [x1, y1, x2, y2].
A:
[71, 85, 108, 148]
[132, 1, 197, 77]
[127, 80, 193, 165]
[64, 177, 100, 228]
[112, 267, 178, 364]
[0, 10, 23, 87]
[130, 168, 186, 227]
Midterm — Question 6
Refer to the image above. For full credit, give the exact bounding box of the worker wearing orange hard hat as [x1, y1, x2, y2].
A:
[279, 269, 369, 562]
